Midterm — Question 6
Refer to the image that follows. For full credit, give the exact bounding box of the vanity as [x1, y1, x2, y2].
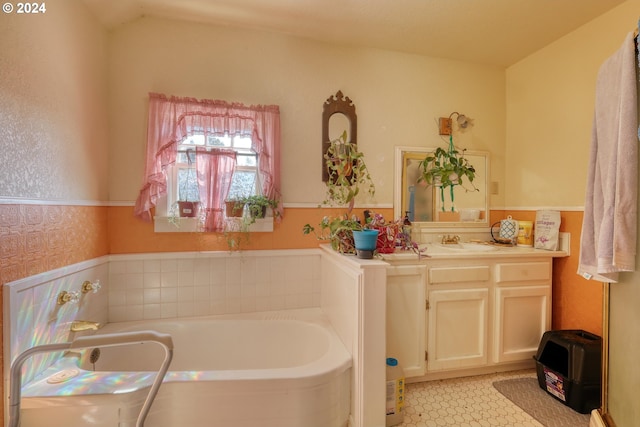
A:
[384, 242, 567, 382]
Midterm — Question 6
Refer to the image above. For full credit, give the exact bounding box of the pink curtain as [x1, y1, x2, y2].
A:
[134, 93, 282, 222]
[196, 148, 236, 232]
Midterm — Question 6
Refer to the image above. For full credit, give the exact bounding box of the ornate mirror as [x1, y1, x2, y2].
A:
[394, 146, 490, 227]
[322, 90, 357, 181]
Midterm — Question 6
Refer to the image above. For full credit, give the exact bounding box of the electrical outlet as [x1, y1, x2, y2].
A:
[439, 117, 452, 135]
[490, 181, 499, 195]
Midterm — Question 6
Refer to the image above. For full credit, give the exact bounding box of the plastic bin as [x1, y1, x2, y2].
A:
[533, 329, 602, 414]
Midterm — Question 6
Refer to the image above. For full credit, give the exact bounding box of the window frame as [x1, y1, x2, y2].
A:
[153, 134, 273, 233]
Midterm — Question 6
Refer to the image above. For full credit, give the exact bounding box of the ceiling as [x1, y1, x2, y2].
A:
[81, 0, 626, 67]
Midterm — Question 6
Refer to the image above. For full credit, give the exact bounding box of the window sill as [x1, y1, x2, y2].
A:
[153, 217, 274, 233]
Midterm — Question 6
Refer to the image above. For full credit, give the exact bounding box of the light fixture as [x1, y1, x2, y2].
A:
[438, 112, 474, 135]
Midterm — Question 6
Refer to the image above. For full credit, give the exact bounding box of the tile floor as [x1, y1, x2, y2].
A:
[398, 369, 545, 427]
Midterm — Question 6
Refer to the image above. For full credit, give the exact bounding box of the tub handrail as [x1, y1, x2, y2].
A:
[8, 330, 174, 427]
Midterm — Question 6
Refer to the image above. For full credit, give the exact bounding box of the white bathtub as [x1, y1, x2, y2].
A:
[19, 309, 352, 427]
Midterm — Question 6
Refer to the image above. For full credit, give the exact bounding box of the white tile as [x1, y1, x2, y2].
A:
[178, 287, 194, 302]
[144, 288, 161, 304]
[177, 258, 195, 272]
[109, 290, 126, 307]
[161, 259, 178, 272]
[194, 286, 210, 300]
[125, 260, 144, 274]
[194, 269, 209, 286]
[143, 304, 161, 320]
[160, 271, 178, 288]
[143, 272, 161, 289]
[177, 270, 194, 287]
[160, 303, 177, 318]
[143, 259, 161, 273]
[125, 288, 144, 305]
[160, 287, 177, 303]
[126, 304, 144, 321]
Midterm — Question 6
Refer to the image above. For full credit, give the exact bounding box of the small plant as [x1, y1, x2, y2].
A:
[418, 135, 478, 212]
[303, 215, 364, 254]
[323, 130, 375, 210]
[244, 195, 278, 220]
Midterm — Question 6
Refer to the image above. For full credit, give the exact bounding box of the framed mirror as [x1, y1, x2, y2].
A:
[322, 90, 357, 181]
[394, 146, 490, 227]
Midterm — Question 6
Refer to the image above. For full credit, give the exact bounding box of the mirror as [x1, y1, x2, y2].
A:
[322, 90, 357, 181]
[394, 146, 490, 226]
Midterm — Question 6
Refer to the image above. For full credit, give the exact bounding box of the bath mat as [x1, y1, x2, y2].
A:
[493, 378, 590, 427]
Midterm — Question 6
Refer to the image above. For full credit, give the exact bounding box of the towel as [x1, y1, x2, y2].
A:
[577, 31, 638, 283]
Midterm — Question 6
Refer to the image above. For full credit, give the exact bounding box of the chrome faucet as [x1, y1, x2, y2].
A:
[70, 320, 101, 332]
[441, 234, 461, 244]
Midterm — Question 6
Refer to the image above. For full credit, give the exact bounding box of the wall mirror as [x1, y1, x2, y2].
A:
[394, 146, 490, 227]
[322, 90, 357, 181]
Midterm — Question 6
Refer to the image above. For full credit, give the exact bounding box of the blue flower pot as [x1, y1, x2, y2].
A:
[352, 229, 379, 257]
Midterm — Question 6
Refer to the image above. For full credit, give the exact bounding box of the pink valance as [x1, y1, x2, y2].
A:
[134, 93, 282, 222]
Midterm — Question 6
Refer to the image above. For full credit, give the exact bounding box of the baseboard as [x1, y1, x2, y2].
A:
[590, 409, 616, 427]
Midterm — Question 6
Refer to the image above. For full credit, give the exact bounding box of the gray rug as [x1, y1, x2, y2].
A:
[493, 378, 590, 427]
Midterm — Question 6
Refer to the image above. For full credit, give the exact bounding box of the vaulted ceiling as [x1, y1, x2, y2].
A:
[82, 0, 626, 67]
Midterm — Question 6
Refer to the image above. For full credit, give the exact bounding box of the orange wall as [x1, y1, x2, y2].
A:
[108, 206, 395, 253]
[502, 210, 602, 336]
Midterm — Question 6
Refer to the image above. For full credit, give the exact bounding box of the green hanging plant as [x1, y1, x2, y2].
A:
[418, 134, 478, 212]
[322, 130, 375, 210]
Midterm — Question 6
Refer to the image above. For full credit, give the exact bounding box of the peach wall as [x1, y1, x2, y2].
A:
[108, 206, 395, 253]
[503, 210, 602, 335]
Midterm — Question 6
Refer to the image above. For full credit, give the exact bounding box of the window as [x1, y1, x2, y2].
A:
[134, 93, 282, 233]
[173, 134, 259, 205]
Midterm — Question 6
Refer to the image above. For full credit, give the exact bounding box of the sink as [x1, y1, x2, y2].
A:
[430, 243, 498, 253]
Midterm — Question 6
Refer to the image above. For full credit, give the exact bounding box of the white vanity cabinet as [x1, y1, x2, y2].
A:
[386, 264, 427, 377]
[426, 263, 491, 372]
[493, 261, 552, 364]
[385, 249, 559, 381]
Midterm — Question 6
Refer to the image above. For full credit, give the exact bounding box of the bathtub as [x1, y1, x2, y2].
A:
[18, 308, 352, 427]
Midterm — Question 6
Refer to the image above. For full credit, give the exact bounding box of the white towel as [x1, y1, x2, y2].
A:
[577, 32, 638, 283]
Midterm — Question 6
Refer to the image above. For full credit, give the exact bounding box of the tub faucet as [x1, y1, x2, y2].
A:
[70, 320, 101, 332]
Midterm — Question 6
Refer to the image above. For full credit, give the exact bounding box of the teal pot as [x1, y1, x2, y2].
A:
[353, 229, 379, 259]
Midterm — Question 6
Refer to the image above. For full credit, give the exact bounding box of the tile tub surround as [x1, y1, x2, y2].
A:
[3, 250, 322, 402]
[108, 250, 322, 322]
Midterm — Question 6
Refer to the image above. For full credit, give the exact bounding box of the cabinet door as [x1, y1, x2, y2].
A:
[493, 285, 550, 363]
[386, 265, 427, 377]
[427, 288, 489, 371]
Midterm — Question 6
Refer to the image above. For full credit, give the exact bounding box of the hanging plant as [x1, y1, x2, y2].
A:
[322, 130, 375, 210]
[418, 134, 478, 212]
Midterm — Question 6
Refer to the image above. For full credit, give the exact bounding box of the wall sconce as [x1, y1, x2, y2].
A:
[438, 112, 474, 135]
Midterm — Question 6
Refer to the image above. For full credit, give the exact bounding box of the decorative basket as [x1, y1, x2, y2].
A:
[375, 225, 399, 254]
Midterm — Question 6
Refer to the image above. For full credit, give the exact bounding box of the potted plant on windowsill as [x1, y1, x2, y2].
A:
[224, 198, 245, 218]
[245, 195, 278, 221]
[176, 149, 200, 217]
[418, 136, 478, 212]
